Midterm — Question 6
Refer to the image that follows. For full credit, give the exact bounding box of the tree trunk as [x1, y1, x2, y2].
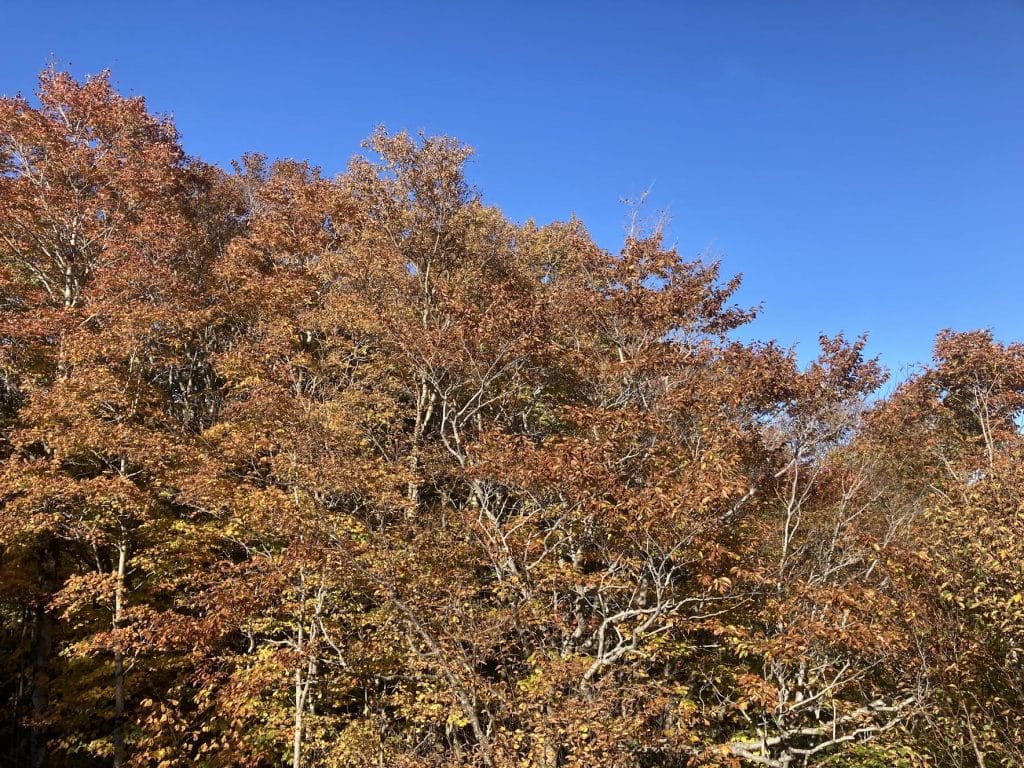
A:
[29, 543, 57, 768]
[293, 573, 307, 768]
[293, 666, 304, 768]
[406, 379, 436, 507]
[112, 541, 127, 768]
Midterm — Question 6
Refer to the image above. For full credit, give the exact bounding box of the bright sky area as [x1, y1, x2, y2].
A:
[2, 0, 1022, 380]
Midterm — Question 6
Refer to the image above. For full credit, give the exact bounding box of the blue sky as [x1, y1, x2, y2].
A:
[2, 1, 1022, 378]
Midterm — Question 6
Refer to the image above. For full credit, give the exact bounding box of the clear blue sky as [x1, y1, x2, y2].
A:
[2, 1, 1022, 377]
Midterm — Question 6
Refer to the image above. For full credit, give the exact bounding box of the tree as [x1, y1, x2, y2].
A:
[855, 331, 1024, 767]
[0, 68, 231, 768]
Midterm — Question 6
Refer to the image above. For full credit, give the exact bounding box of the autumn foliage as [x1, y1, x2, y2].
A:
[1, 69, 1022, 768]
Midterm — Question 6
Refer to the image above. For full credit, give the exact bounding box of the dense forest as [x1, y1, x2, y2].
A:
[0, 69, 1022, 768]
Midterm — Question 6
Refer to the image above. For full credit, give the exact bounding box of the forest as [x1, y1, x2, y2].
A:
[0, 69, 1022, 768]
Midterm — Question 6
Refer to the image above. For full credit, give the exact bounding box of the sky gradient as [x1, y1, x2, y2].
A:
[2, 0, 1022, 380]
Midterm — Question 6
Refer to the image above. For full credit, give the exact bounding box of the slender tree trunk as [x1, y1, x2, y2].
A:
[406, 378, 436, 506]
[293, 667, 304, 768]
[29, 543, 56, 768]
[962, 699, 987, 768]
[293, 573, 306, 768]
[29, 602, 54, 768]
[112, 540, 127, 768]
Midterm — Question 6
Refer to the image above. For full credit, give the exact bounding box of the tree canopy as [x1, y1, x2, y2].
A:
[1, 69, 1021, 768]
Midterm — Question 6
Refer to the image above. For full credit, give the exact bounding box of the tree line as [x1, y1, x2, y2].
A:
[1, 68, 1022, 768]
